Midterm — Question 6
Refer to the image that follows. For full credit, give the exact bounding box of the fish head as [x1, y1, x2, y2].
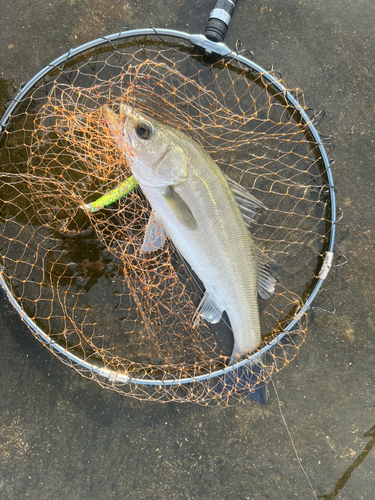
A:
[103, 104, 188, 187]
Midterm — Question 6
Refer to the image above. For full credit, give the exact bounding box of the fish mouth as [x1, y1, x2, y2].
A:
[102, 104, 137, 162]
[119, 103, 134, 122]
[118, 103, 134, 143]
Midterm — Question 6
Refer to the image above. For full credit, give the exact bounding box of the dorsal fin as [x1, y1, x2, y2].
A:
[255, 246, 277, 299]
[225, 176, 276, 297]
[226, 175, 265, 225]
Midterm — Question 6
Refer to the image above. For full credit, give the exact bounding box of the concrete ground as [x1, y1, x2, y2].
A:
[0, 1, 374, 499]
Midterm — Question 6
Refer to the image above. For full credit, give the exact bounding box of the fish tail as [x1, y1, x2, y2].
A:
[213, 359, 268, 404]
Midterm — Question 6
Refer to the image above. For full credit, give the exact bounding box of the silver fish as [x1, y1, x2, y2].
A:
[103, 104, 276, 364]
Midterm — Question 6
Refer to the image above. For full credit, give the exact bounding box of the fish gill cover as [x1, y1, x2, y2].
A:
[0, 34, 332, 405]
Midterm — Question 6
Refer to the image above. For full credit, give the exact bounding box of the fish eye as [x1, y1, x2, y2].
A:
[136, 122, 153, 140]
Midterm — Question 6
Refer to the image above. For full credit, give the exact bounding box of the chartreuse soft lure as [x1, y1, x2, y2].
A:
[84, 175, 138, 213]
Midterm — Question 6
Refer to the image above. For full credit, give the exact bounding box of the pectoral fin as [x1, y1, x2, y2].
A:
[140, 211, 167, 253]
[193, 291, 223, 326]
[163, 185, 197, 230]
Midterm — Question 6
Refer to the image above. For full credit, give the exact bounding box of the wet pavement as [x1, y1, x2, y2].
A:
[0, 1, 374, 499]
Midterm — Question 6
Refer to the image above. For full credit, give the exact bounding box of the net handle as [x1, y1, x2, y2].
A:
[204, 0, 239, 42]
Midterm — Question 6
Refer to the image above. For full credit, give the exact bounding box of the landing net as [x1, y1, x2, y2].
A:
[0, 30, 335, 405]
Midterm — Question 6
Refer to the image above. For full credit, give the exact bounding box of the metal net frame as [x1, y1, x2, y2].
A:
[0, 29, 336, 405]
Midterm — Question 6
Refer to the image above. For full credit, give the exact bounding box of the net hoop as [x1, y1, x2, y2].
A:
[0, 28, 336, 389]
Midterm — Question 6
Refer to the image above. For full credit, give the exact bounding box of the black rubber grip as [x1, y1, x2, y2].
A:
[204, 0, 239, 42]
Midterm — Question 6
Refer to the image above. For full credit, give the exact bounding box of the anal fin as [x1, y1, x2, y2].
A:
[193, 291, 223, 326]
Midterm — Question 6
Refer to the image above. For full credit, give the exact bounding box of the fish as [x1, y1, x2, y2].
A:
[102, 104, 276, 394]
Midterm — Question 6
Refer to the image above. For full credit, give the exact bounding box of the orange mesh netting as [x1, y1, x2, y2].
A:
[0, 34, 333, 405]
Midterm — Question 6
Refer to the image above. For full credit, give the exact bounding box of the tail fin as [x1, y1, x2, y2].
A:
[213, 360, 268, 404]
